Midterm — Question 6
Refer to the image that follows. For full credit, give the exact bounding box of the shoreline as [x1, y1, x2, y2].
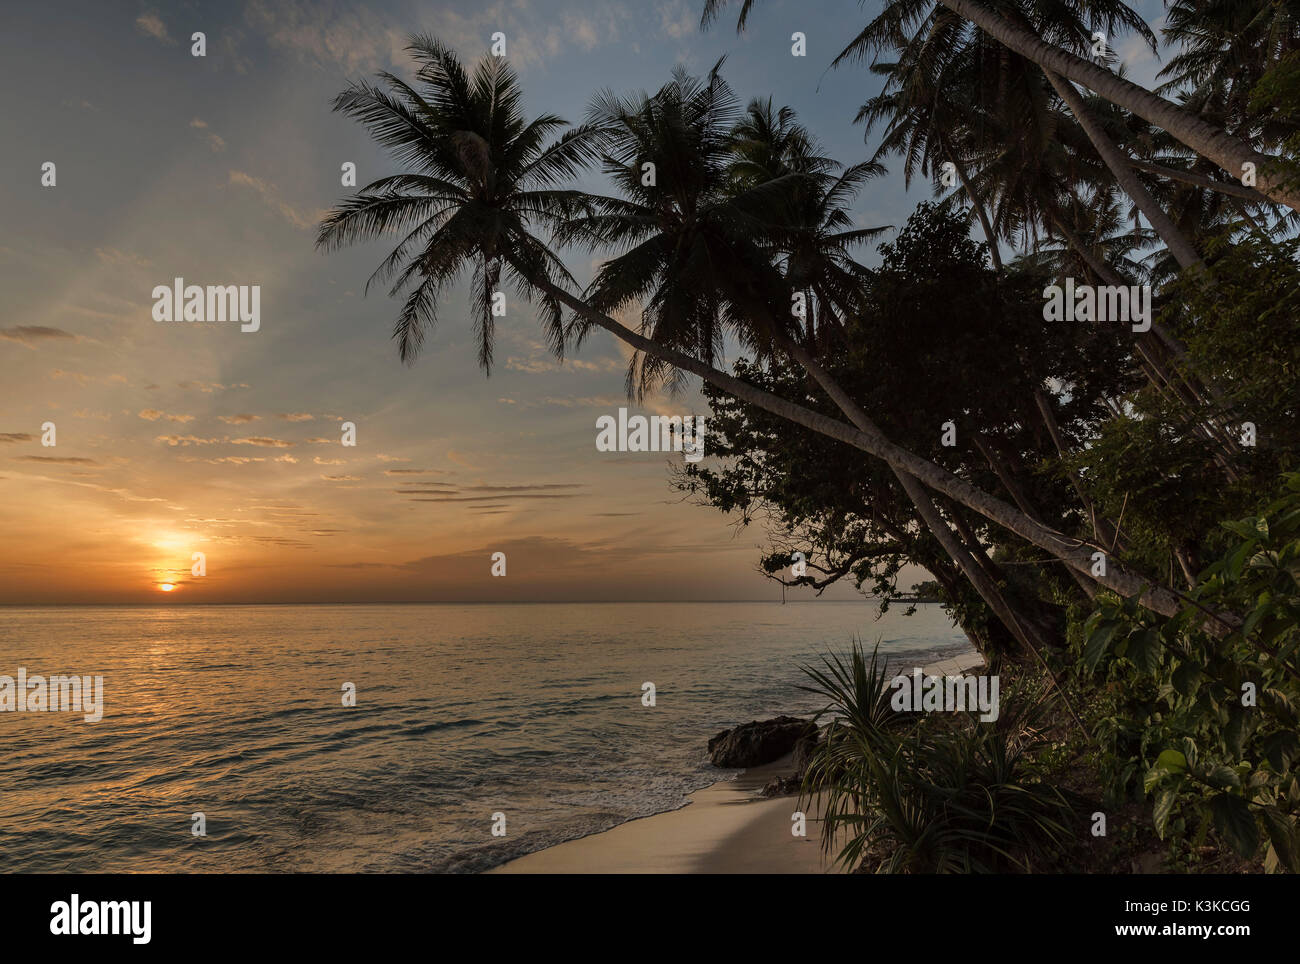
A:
[490, 648, 984, 874]
[488, 753, 832, 874]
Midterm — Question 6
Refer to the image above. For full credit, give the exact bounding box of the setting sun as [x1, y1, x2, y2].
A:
[158, 583, 175, 592]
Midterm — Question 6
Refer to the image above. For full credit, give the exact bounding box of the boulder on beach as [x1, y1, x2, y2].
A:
[758, 774, 803, 798]
[707, 715, 818, 768]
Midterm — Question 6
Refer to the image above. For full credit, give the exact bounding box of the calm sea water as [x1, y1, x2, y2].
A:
[0, 602, 968, 873]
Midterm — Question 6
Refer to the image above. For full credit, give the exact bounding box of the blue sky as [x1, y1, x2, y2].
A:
[0, 0, 1174, 603]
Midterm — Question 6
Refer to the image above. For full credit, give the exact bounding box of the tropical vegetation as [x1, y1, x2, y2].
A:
[319, 1, 1300, 872]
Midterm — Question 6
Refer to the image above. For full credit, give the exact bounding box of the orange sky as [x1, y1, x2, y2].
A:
[0, 1, 930, 604]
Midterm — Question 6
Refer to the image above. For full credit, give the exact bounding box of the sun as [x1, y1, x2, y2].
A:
[159, 583, 175, 592]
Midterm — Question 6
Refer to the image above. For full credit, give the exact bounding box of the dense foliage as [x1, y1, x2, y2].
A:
[324, 0, 1300, 871]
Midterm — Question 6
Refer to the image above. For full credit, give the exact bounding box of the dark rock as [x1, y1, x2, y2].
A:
[707, 715, 818, 768]
[792, 725, 825, 777]
[759, 775, 802, 798]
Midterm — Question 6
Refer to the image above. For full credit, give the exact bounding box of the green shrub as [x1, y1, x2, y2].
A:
[801, 642, 1080, 872]
[1083, 474, 1300, 872]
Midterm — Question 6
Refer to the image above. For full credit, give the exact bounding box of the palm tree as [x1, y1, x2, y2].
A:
[729, 99, 887, 346]
[938, 0, 1300, 211]
[706, 0, 1241, 470]
[563, 73, 1096, 670]
[316, 35, 600, 369]
[855, 44, 1006, 268]
[702, 0, 1300, 211]
[1160, 0, 1299, 156]
[318, 37, 1198, 624]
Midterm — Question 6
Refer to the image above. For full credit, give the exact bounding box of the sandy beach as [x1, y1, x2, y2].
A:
[490, 753, 834, 874]
[492, 649, 984, 874]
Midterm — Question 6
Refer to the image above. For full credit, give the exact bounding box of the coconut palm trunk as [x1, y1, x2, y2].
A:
[937, 0, 1300, 212]
[539, 276, 1196, 619]
[944, 147, 1003, 272]
[1129, 159, 1271, 203]
[1044, 70, 1203, 271]
[1045, 71, 1246, 471]
[776, 338, 1061, 658]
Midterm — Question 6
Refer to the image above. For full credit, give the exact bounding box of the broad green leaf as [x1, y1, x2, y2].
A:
[1154, 748, 1188, 774]
[1260, 808, 1299, 873]
[1083, 621, 1121, 673]
[1206, 765, 1241, 789]
[1153, 788, 1177, 838]
[1211, 793, 1260, 858]
[1172, 659, 1202, 698]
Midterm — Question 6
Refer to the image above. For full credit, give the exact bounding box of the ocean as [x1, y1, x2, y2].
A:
[0, 602, 969, 873]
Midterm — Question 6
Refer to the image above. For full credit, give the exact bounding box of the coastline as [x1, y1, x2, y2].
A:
[488, 753, 832, 874]
[490, 648, 984, 874]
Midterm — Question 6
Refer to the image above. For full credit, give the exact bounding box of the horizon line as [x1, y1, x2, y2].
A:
[0, 598, 942, 607]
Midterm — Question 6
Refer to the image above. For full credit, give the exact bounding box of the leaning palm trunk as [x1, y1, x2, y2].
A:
[1046, 210, 1241, 476]
[783, 339, 1092, 733]
[938, 0, 1300, 212]
[1032, 386, 1123, 560]
[945, 147, 1003, 272]
[1044, 70, 1203, 271]
[1045, 70, 1244, 471]
[776, 333, 1042, 627]
[1129, 159, 1271, 204]
[774, 334, 1059, 660]
[533, 276, 1199, 622]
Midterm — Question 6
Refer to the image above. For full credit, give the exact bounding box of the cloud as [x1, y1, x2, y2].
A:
[231, 437, 294, 448]
[406, 493, 579, 503]
[393, 482, 585, 503]
[383, 468, 447, 476]
[392, 535, 635, 582]
[189, 118, 226, 152]
[505, 356, 557, 374]
[243, 0, 627, 76]
[532, 394, 626, 409]
[229, 170, 323, 230]
[446, 450, 478, 468]
[660, 0, 696, 39]
[178, 381, 250, 393]
[0, 433, 34, 443]
[218, 414, 260, 424]
[569, 357, 625, 372]
[277, 412, 314, 422]
[465, 484, 582, 493]
[243, 0, 409, 73]
[95, 247, 151, 268]
[14, 455, 98, 465]
[138, 409, 195, 423]
[564, 13, 602, 50]
[156, 435, 221, 446]
[313, 456, 347, 465]
[135, 12, 172, 44]
[0, 326, 78, 348]
[322, 474, 362, 482]
[50, 369, 94, 386]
